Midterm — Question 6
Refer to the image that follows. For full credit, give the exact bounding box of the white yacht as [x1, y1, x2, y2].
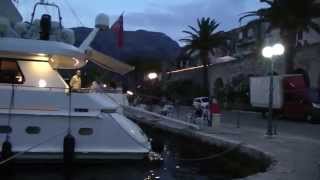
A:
[0, 0, 150, 162]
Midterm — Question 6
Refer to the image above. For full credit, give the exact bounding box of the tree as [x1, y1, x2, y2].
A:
[180, 17, 225, 97]
[240, 0, 320, 73]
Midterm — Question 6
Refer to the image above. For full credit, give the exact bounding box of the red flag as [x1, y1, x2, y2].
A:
[111, 13, 124, 48]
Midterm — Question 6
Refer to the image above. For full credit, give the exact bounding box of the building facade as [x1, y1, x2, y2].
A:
[169, 18, 320, 97]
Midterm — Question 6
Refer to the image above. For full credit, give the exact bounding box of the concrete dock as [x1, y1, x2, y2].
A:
[124, 106, 320, 180]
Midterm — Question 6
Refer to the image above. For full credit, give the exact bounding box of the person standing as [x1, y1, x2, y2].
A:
[70, 70, 81, 91]
[210, 98, 221, 127]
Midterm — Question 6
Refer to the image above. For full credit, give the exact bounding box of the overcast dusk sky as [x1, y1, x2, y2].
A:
[16, 0, 265, 42]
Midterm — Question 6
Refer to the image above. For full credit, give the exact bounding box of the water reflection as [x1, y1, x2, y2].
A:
[0, 124, 267, 180]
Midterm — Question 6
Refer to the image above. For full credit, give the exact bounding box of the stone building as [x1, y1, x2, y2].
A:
[168, 19, 320, 97]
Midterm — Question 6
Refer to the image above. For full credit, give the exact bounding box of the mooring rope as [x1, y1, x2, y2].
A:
[176, 143, 243, 162]
[0, 129, 68, 166]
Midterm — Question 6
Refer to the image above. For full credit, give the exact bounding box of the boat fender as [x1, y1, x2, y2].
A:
[1, 140, 13, 160]
[63, 134, 75, 165]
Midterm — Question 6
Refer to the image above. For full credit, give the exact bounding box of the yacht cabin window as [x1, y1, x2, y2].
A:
[0, 125, 12, 134]
[0, 59, 25, 84]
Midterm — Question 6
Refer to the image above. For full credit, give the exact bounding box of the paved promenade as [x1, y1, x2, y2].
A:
[124, 106, 320, 180]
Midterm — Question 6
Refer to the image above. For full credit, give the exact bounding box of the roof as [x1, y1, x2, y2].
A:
[0, 37, 134, 74]
[87, 48, 135, 75]
[0, 38, 86, 69]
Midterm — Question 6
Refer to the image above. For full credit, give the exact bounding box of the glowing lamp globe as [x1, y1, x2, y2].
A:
[126, 90, 134, 96]
[273, 43, 285, 56]
[148, 72, 158, 80]
[262, 46, 273, 58]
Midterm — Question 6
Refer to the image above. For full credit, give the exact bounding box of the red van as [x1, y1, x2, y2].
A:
[282, 76, 320, 122]
[250, 75, 320, 122]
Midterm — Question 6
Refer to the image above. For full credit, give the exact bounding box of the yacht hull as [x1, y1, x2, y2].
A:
[0, 113, 151, 162]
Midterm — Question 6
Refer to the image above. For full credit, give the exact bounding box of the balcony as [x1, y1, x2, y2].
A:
[236, 37, 257, 47]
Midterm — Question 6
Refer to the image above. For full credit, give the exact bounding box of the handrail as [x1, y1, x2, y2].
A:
[0, 83, 68, 90]
[0, 83, 124, 94]
[30, 2, 63, 30]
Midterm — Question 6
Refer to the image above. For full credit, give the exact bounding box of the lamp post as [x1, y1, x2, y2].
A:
[262, 43, 285, 137]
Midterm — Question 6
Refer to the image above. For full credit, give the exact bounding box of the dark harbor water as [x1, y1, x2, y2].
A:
[1, 124, 270, 180]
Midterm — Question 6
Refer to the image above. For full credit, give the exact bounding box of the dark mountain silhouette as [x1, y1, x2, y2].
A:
[60, 27, 180, 87]
[72, 27, 180, 63]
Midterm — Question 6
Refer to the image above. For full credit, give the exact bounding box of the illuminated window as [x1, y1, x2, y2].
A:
[0, 59, 25, 84]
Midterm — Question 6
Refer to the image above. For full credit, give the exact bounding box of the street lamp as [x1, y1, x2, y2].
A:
[262, 43, 285, 137]
[147, 72, 158, 80]
[126, 90, 134, 96]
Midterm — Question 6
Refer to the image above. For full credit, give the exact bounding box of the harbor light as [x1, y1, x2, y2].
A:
[262, 43, 285, 58]
[103, 84, 107, 88]
[147, 72, 158, 80]
[262, 46, 273, 58]
[38, 79, 47, 88]
[273, 43, 285, 56]
[126, 90, 134, 96]
[262, 43, 285, 137]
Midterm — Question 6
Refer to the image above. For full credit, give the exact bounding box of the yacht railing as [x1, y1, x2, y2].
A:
[0, 83, 124, 94]
[0, 83, 126, 113]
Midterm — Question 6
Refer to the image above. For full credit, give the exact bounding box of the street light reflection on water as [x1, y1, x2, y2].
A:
[4, 124, 269, 180]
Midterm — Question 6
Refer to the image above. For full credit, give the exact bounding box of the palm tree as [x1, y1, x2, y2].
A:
[240, 0, 320, 73]
[180, 17, 225, 97]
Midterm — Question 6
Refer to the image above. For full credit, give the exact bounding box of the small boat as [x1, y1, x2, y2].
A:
[0, 0, 150, 162]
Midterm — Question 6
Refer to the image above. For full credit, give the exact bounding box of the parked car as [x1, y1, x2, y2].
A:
[193, 97, 209, 109]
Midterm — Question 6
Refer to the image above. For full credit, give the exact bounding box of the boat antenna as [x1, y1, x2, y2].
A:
[30, 0, 63, 30]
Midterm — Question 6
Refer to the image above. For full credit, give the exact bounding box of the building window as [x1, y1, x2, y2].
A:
[74, 108, 89, 112]
[26, 126, 41, 134]
[247, 29, 254, 38]
[79, 128, 93, 136]
[0, 125, 12, 134]
[0, 59, 25, 84]
[238, 32, 243, 40]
